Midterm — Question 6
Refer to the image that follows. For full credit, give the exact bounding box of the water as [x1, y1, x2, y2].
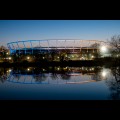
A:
[0, 66, 119, 100]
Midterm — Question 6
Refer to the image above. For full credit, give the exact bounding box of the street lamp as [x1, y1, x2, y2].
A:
[27, 57, 30, 60]
[27, 68, 30, 71]
[9, 57, 11, 60]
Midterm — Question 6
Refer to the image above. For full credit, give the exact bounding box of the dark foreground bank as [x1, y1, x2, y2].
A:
[0, 58, 119, 67]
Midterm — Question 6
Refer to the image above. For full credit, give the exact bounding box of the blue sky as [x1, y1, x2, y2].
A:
[0, 20, 120, 47]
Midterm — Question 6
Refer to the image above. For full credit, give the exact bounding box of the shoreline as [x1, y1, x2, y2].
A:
[0, 60, 119, 67]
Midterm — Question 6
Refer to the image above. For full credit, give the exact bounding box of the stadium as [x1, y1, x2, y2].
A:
[7, 39, 109, 61]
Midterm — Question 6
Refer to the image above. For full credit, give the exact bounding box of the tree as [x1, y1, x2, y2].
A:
[109, 35, 120, 57]
[105, 67, 120, 100]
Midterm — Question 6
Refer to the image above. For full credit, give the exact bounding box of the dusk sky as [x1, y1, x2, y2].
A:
[0, 20, 120, 47]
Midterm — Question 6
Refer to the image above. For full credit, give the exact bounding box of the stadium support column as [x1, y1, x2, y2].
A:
[65, 40, 66, 50]
[39, 40, 41, 53]
[47, 40, 50, 52]
[47, 40, 50, 59]
[73, 40, 75, 53]
[56, 40, 58, 53]
[65, 40, 67, 57]
[7, 43, 12, 55]
[93, 41, 95, 53]
[23, 41, 26, 55]
[81, 40, 83, 59]
[88, 40, 90, 53]
[17, 42, 20, 55]
[30, 40, 33, 54]
[11, 43, 16, 55]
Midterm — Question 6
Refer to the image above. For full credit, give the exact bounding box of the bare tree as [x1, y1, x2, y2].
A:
[105, 67, 120, 100]
[109, 35, 120, 57]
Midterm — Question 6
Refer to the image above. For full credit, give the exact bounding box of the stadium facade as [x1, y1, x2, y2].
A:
[7, 39, 109, 61]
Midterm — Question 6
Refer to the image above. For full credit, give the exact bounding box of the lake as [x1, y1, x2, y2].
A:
[0, 66, 119, 100]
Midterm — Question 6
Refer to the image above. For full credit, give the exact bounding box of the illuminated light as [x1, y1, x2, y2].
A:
[9, 69, 11, 72]
[57, 68, 60, 70]
[92, 68, 94, 70]
[100, 46, 107, 53]
[27, 57, 30, 59]
[6, 52, 8, 54]
[101, 71, 107, 77]
[91, 56, 94, 58]
[81, 57, 84, 60]
[117, 55, 119, 57]
[57, 57, 59, 58]
[27, 68, 30, 71]
[9, 57, 11, 60]
[43, 57, 44, 59]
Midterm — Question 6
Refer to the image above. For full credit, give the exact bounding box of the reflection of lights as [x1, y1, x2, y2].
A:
[9, 57, 11, 60]
[100, 46, 107, 53]
[64, 67, 67, 70]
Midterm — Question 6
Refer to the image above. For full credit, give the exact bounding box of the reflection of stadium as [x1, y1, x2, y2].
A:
[6, 67, 104, 84]
[7, 39, 108, 60]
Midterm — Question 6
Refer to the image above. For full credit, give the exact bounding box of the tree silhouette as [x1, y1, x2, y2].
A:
[106, 67, 120, 100]
[109, 35, 120, 57]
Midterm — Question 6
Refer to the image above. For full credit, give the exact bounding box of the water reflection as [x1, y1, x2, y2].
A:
[0, 66, 112, 84]
[105, 66, 120, 100]
[0, 66, 120, 100]
[0, 67, 10, 83]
